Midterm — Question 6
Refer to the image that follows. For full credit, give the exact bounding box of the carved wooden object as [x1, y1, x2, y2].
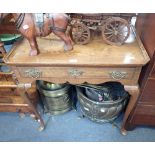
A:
[0, 13, 73, 56]
[69, 13, 135, 45]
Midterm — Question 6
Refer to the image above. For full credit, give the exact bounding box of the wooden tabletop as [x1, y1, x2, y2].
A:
[4, 29, 150, 67]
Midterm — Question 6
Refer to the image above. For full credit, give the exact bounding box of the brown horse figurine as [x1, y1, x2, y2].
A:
[0, 13, 73, 56]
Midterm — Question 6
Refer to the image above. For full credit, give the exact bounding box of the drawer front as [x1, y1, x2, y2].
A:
[17, 67, 136, 80]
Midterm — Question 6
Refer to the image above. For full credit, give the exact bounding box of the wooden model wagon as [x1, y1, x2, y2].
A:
[69, 13, 136, 46]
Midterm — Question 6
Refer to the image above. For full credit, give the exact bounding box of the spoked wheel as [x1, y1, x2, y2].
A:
[102, 17, 130, 45]
[71, 22, 91, 45]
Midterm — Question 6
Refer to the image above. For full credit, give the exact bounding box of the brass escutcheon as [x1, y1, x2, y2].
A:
[24, 68, 42, 78]
[110, 71, 127, 80]
[68, 68, 84, 77]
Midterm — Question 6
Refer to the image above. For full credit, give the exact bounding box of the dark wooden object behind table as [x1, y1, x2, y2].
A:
[125, 13, 155, 130]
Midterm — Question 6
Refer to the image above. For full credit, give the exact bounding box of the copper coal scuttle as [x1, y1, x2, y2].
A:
[76, 82, 129, 123]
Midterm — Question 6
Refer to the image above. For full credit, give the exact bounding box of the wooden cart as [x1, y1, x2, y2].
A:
[69, 13, 136, 46]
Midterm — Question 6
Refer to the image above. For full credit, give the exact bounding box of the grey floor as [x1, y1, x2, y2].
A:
[0, 43, 155, 142]
[0, 106, 155, 142]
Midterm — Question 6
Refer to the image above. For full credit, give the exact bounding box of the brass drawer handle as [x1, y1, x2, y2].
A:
[68, 68, 84, 77]
[110, 71, 127, 79]
[24, 68, 42, 78]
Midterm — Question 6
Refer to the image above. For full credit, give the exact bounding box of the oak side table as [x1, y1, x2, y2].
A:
[4, 29, 149, 134]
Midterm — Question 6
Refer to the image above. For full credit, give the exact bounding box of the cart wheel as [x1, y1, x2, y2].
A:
[102, 17, 130, 45]
[71, 22, 91, 45]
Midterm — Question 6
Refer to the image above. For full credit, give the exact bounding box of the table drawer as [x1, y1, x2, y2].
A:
[17, 67, 136, 80]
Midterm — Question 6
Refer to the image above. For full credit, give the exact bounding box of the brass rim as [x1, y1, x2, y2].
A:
[36, 81, 71, 97]
[76, 87, 128, 106]
[44, 106, 72, 115]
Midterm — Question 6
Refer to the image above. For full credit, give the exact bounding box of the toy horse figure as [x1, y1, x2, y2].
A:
[0, 13, 73, 56]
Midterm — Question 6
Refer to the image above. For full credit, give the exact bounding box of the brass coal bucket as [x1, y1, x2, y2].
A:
[37, 81, 72, 115]
[76, 83, 129, 123]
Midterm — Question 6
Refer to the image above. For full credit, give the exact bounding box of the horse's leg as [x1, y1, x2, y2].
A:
[53, 30, 73, 51]
[19, 28, 39, 56]
[17, 13, 39, 56]
[27, 37, 39, 56]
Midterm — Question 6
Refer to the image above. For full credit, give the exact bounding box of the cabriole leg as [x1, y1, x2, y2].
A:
[121, 85, 140, 135]
[17, 86, 45, 131]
